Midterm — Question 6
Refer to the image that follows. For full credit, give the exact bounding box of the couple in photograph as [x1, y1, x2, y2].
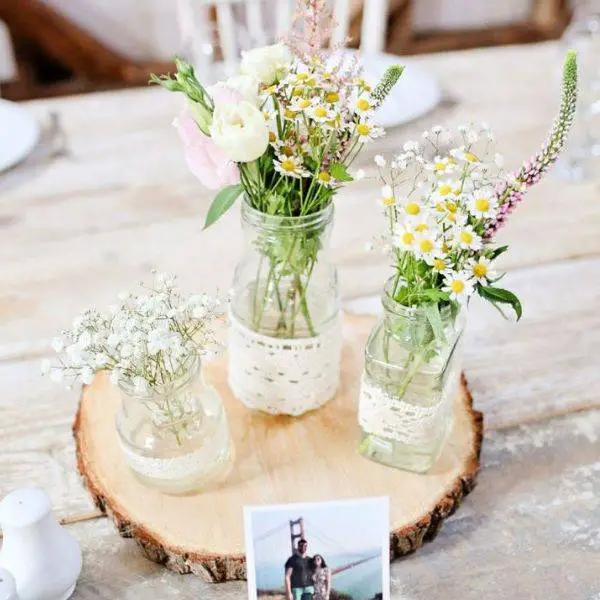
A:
[284, 539, 331, 600]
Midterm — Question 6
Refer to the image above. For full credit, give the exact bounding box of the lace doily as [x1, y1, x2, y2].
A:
[358, 373, 457, 445]
[118, 417, 230, 482]
[227, 313, 342, 416]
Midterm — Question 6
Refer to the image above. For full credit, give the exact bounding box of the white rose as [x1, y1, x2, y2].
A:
[241, 43, 292, 85]
[213, 75, 260, 106]
[210, 101, 269, 163]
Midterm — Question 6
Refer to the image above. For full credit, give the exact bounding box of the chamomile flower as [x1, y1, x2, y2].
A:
[378, 185, 395, 207]
[289, 96, 313, 112]
[274, 155, 310, 178]
[466, 257, 497, 283]
[442, 271, 475, 302]
[433, 179, 462, 201]
[431, 256, 449, 272]
[374, 155, 387, 167]
[453, 224, 482, 250]
[400, 196, 426, 220]
[427, 155, 455, 175]
[392, 224, 417, 251]
[467, 189, 498, 218]
[354, 121, 384, 142]
[317, 171, 337, 188]
[414, 233, 441, 262]
[307, 102, 334, 123]
[353, 93, 376, 116]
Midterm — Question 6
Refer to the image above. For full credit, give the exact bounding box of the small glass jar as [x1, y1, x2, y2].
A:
[228, 200, 341, 416]
[358, 280, 466, 473]
[115, 356, 232, 494]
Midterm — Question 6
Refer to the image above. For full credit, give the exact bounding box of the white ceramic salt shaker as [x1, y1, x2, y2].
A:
[0, 488, 82, 600]
[0, 568, 19, 600]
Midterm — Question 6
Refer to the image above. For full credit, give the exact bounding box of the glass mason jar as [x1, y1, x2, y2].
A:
[115, 355, 232, 494]
[358, 280, 466, 473]
[228, 200, 341, 416]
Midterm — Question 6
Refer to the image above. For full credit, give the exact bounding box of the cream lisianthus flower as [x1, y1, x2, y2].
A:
[241, 43, 292, 85]
[210, 101, 269, 163]
[212, 74, 260, 106]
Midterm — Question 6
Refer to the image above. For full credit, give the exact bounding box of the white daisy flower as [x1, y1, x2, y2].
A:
[378, 185, 395, 207]
[392, 224, 417, 251]
[467, 189, 498, 218]
[400, 196, 426, 220]
[289, 97, 313, 112]
[414, 233, 441, 262]
[453, 224, 482, 250]
[306, 102, 334, 124]
[353, 93, 376, 116]
[466, 257, 497, 283]
[274, 155, 310, 178]
[442, 271, 475, 303]
[354, 121, 384, 143]
[316, 171, 337, 188]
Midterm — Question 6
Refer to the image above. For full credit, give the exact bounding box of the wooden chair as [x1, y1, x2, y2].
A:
[176, 0, 390, 81]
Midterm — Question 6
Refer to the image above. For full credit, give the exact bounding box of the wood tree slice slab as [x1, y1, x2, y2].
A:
[73, 314, 483, 583]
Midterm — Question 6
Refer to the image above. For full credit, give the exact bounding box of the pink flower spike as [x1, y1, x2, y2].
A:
[173, 108, 239, 190]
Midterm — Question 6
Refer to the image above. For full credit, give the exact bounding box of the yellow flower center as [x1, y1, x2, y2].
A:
[472, 263, 488, 278]
[281, 160, 297, 173]
[465, 152, 478, 163]
[442, 243, 450, 253]
[401, 232, 415, 246]
[357, 124, 371, 136]
[460, 231, 474, 244]
[292, 88, 304, 97]
[446, 201, 457, 213]
[405, 202, 421, 216]
[268, 131, 277, 143]
[434, 161, 446, 172]
[357, 98, 371, 111]
[314, 107, 328, 118]
[296, 73, 309, 81]
[475, 197, 490, 212]
[285, 109, 297, 119]
[305, 78, 316, 87]
[435, 202, 445, 213]
[414, 223, 428, 232]
[281, 146, 294, 157]
[438, 184, 452, 196]
[433, 258, 446, 271]
[265, 85, 277, 94]
[419, 239, 434, 253]
[451, 280, 465, 293]
[299, 99, 311, 108]
[326, 92, 340, 103]
[318, 171, 331, 183]
[382, 196, 395, 206]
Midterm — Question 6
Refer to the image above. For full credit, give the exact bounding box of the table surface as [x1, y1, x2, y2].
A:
[1, 41, 598, 599]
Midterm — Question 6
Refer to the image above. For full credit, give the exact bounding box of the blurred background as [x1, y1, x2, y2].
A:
[0, 0, 572, 101]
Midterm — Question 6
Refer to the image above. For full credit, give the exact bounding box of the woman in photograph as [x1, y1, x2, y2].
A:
[311, 554, 331, 600]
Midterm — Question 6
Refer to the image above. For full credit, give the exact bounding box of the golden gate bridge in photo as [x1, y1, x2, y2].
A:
[253, 516, 380, 578]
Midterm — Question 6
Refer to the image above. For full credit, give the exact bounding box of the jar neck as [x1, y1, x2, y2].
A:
[117, 354, 202, 401]
[241, 198, 334, 238]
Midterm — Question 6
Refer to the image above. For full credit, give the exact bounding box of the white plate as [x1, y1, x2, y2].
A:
[342, 50, 442, 129]
[0, 99, 40, 173]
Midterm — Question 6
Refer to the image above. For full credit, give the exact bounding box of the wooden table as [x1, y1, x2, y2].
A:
[1, 42, 598, 599]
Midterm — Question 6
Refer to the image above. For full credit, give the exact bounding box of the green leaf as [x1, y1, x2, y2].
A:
[330, 163, 353, 182]
[488, 245, 509, 260]
[478, 285, 523, 320]
[203, 184, 243, 229]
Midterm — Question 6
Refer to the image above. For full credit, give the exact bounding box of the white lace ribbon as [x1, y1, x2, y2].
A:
[358, 373, 456, 445]
[227, 312, 342, 416]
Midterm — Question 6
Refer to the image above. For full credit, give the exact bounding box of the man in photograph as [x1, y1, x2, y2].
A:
[284, 538, 314, 600]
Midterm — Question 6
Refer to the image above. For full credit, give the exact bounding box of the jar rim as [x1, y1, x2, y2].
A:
[382, 278, 455, 319]
[117, 353, 202, 399]
[241, 197, 334, 231]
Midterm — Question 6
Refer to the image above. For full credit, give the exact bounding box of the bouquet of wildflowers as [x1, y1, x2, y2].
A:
[372, 51, 577, 325]
[151, 0, 402, 337]
[41, 272, 223, 394]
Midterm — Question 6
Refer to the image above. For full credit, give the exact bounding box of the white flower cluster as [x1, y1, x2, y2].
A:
[41, 272, 224, 393]
[374, 124, 505, 304]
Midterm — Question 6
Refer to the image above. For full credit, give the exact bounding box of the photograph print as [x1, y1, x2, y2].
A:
[244, 497, 390, 600]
